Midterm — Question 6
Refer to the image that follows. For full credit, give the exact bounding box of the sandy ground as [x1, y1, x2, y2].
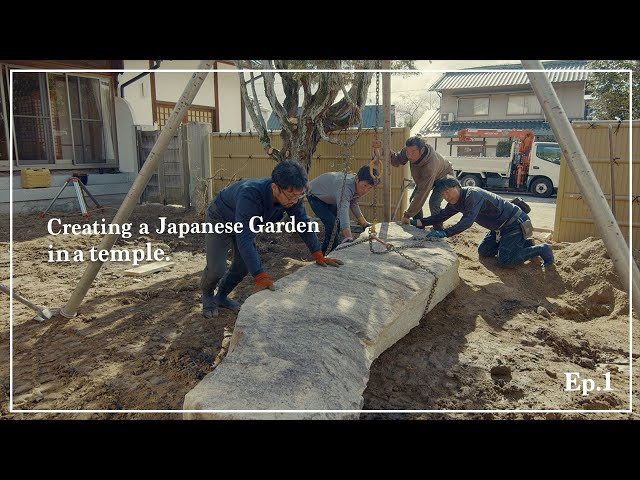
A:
[1, 203, 638, 420]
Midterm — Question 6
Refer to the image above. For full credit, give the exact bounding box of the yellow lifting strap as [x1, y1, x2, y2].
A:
[369, 157, 383, 181]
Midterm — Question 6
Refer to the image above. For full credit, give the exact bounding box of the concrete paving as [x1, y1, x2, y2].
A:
[500, 194, 557, 232]
[183, 222, 460, 419]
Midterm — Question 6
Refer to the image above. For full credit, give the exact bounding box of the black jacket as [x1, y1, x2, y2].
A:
[421, 187, 521, 237]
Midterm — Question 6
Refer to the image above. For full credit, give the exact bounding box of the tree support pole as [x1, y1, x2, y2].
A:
[61, 61, 215, 317]
[521, 60, 639, 317]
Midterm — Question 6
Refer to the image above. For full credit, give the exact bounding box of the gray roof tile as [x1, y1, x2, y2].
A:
[422, 119, 558, 137]
[430, 60, 589, 91]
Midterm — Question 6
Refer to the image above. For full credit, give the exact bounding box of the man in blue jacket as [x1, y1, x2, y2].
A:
[410, 176, 554, 268]
[201, 160, 344, 318]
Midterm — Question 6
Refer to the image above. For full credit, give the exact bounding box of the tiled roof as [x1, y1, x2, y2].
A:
[429, 60, 589, 91]
[421, 119, 557, 138]
[413, 109, 441, 135]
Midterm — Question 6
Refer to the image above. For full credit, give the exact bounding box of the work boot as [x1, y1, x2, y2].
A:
[214, 293, 241, 312]
[539, 244, 554, 268]
[202, 292, 218, 318]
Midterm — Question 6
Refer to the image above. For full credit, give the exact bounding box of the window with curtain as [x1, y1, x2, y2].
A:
[507, 94, 542, 115]
[12, 72, 54, 164]
[6, 68, 117, 166]
[457, 97, 489, 117]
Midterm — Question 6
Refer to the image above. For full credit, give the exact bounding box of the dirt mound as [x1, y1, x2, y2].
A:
[362, 226, 637, 417]
[547, 237, 630, 321]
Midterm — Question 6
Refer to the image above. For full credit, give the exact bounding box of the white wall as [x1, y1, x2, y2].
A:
[440, 82, 586, 121]
[114, 97, 137, 173]
[217, 63, 242, 132]
[153, 60, 216, 107]
[120, 60, 154, 125]
[245, 106, 270, 132]
[554, 83, 585, 119]
[120, 60, 242, 132]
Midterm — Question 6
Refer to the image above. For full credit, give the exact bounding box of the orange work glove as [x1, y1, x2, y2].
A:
[312, 251, 344, 268]
[254, 272, 275, 292]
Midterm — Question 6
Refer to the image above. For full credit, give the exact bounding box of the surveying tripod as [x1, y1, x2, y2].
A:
[39, 176, 103, 219]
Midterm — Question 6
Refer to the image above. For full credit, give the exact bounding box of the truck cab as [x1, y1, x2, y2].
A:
[526, 142, 561, 197]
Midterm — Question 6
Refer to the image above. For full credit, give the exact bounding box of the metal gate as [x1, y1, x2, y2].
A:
[136, 126, 190, 206]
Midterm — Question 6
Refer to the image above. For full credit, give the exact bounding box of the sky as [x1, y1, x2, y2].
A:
[245, 60, 524, 122]
[383, 60, 521, 101]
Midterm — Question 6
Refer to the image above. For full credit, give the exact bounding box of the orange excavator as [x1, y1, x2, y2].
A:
[457, 128, 535, 188]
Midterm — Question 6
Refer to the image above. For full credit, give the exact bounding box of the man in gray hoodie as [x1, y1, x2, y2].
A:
[307, 165, 378, 254]
[390, 136, 453, 230]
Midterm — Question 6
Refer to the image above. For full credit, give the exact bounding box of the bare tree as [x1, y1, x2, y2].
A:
[395, 91, 439, 129]
[235, 60, 414, 170]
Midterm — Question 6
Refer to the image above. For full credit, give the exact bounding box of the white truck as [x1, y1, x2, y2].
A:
[445, 141, 561, 198]
[444, 128, 562, 197]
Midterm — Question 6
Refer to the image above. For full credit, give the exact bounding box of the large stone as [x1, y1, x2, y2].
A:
[183, 222, 460, 419]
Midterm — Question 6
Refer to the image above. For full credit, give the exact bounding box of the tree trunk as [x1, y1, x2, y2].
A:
[236, 61, 376, 171]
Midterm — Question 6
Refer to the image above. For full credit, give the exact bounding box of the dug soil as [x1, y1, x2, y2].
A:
[1, 204, 638, 419]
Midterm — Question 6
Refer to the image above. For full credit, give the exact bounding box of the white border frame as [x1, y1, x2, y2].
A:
[8, 65, 634, 415]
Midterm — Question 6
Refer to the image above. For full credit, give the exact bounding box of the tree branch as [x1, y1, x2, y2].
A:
[262, 60, 294, 140]
[234, 61, 282, 161]
[300, 76, 312, 110]
[303, 62, 342, 120]
[322, 68, 374, 132]
[275, 60, 300, 119]
[248, 72, 267, 131]
[315, 81, 363, 147]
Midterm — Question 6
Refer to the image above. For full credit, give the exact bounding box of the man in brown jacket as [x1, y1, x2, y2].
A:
[391, 136, 454, 230]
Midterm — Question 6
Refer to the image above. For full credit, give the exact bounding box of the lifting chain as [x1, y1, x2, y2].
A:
[324, 84, 362, 256]
[336, 230, 442, 317]
[369, 69, 382, 238]
[329, 66, 440, 321]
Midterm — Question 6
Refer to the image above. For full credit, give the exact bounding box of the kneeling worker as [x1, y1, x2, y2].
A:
[410, 177, 554, 268]
[307, 165, 378, 254]
[201, 160, 343, 318]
